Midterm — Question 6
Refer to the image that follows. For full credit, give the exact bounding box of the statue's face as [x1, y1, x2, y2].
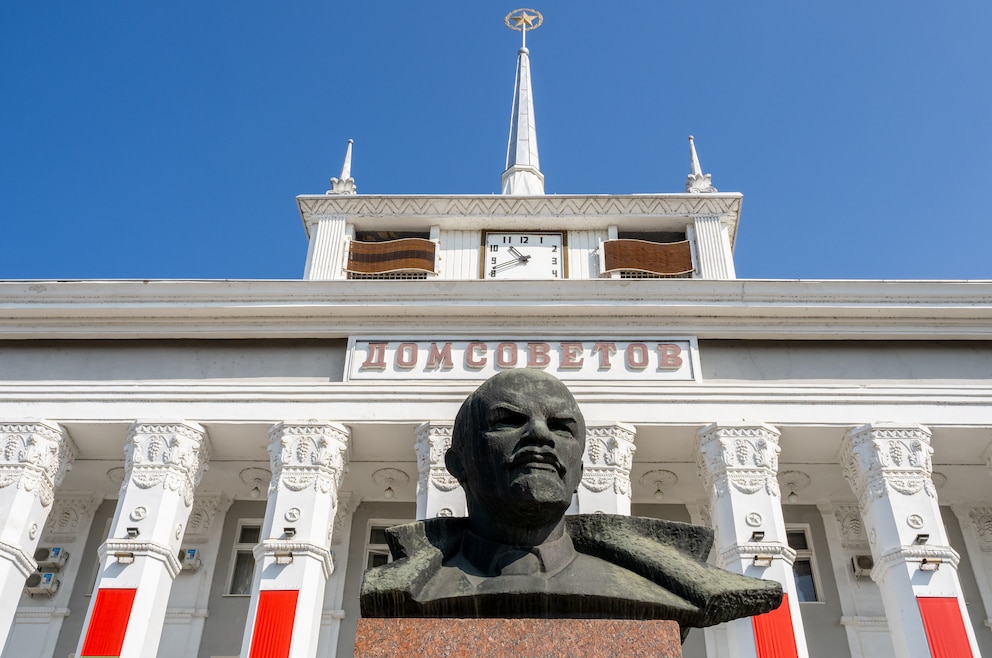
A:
[452, 371, 585, 520]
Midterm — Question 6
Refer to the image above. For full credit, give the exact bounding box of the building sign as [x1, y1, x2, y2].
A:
[345, 338, 699, 381]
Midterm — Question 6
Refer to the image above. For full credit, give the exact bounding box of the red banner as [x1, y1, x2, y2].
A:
[80, 588, 137, 657]
[918, 596, 973, 658]
[249, 589, 299, 658]
[751, 593, 799, 658]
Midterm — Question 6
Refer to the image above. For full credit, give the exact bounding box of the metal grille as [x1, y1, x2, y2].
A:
[347, 272, 429, 280]
[618, 271, 693, 279]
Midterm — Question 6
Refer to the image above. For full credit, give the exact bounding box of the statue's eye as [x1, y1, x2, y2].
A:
[548, 418, 577, 437]
[490, 410, 528, 429]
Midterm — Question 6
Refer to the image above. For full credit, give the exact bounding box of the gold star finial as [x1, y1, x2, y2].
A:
[504, 8, 543, 35]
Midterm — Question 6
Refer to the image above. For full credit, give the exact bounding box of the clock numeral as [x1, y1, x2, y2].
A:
[551, 245, 558, 253]
[551, 270, 559, 277]
[551, 257, 558, 265]
[489, 244, 498, 252]
[502, 236, 510, 244]
[490, 269, 497, 277]
[491, 257, 497, 264]
[539, 236, 544, 243]
[520, 236, 529, 244]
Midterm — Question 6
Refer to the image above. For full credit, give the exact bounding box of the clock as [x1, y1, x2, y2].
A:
[483, 232, 566, 279]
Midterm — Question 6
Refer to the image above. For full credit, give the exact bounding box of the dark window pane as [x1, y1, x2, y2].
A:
[229, 550, 255, 595]
[786, 530, 809, 551]
[367, 551, 390, 570]
[369, 526, 389, 545]
[239, 525, 261, 544]
[793, 558, 818, 602]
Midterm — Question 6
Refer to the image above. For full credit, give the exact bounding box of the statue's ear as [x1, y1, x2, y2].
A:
[574, 461, 583, 492]
[445, 449, 464, 480]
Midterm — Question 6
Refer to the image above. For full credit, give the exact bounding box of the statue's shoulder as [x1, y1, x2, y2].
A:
[566, 514, 781, 627]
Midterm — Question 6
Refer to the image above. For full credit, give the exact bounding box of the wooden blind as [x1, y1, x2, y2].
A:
[602, 239, 693, 276]
[346, 238, 436, 275]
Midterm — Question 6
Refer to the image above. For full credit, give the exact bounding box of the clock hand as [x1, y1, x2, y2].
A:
[507, 246, 532, 263]
[491, 258, 526, 273]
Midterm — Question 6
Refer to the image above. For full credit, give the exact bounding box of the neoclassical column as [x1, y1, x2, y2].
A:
[577, 423, 635, 515]
[949, 504, 992, 636]
[415, 422, 465, 519]
[77, 421, 209, 658]
[0, 421, 74, 650]
[688, 214, 736, 279]
[841, 424, 980, 658]
[696, 423, 807, 658]
[240, 421, 349, 658]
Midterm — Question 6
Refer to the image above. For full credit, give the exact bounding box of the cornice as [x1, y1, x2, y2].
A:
[296, 193, 743, 242]
[2, 279, 992, 340]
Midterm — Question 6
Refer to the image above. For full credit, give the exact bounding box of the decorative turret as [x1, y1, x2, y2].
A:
[501, 9, 544, 196]
[685, 135, 717, 194]
[327, 139, 357, 195]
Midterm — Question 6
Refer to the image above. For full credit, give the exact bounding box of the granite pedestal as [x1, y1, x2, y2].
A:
[355, 617, 682, 657]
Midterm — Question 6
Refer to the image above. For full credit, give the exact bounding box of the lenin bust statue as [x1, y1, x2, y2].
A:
[360, 369, 782, 631]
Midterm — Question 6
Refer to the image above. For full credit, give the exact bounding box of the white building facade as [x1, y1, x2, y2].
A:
[1, 12, 990, 658]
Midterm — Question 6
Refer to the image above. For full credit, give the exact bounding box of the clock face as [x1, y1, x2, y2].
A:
[483, 232, 565, 279]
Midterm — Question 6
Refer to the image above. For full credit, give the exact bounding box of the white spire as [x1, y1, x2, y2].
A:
[327, 139, 356, 195]
[685, 135, 717, 193]
[501, 9, 545, 195]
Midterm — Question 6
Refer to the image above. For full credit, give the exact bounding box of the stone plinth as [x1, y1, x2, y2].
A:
[355, 618, 682, 657]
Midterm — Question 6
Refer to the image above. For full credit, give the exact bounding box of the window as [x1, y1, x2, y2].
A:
[787, 526, 822, 602]
[227, 521, 262, 595]
[364, 521, 406, 570]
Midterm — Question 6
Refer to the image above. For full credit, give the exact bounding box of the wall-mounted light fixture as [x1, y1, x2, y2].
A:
[114, 551, 135, 564]
[752, 554, 774, 568]
[914, 533, 930, 545]
[274, 551, 294, 565]
[750, 531, 765, 542]
[284, 527, 296, 538]
[125, 527, 140, 538]
[920, 558, 941, 571]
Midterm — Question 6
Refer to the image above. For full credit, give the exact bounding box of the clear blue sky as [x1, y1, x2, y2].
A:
[2, 2, 990, 280]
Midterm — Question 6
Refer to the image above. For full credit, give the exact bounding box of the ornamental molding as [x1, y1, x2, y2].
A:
[870, 544, 960, 581]
[43, 492, 101, 542]
[415, 422, 459, 493]
[696, 423, 781, 498]
[718, 542, 797, 568]
[254, 539, 334, 579]
[331, 491, 358, 545]
[840, 424, 935, 510]
[269, 421, 350, 495]
[298, 193, 742, 235]
[183, 493, 232, 543]
[100, 539, 183, 578]
[124, 422, 210, 507]
[965, 506, 992, 551]
[581, 423, 636, 495]
[833, 504, 870, 549]
[14, 608, 71, 622]
[0, 539, 37, 577]
[0, 421, 76, 508]
[840, 616, 888, 630]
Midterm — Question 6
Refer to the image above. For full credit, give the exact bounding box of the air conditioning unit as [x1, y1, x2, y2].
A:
[24, 572, 59, 596]
[178, 548, 201, 571]
[852, 554, 874, 578]
[34, 546, 69, 570]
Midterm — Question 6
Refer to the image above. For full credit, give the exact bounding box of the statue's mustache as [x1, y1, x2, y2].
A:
[507, 448, 565, 478]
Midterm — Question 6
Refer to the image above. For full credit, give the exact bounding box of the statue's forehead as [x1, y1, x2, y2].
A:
[477, 375, 580, 416]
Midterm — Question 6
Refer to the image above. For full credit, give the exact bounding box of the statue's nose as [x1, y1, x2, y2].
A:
[523, 418, 554, 445]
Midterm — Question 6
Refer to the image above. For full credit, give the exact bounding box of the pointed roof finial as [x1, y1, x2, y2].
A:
[686, 135, 717, 193]
[501, 9, 545, 196]
[327, 139, 356, 195]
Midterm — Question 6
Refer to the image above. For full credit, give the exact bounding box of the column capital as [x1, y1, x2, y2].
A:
[696, 423, 781, 498]
[415, 422, 459, 494]
[840, 423, 934, 510]
[253, 540, 334, 580]
[581, 423, 636, 496]
[125, 421, 210, 507]
[0, 420, 75, 507]
[43, 491, 101, 542]
[268, 421, 350, 494]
